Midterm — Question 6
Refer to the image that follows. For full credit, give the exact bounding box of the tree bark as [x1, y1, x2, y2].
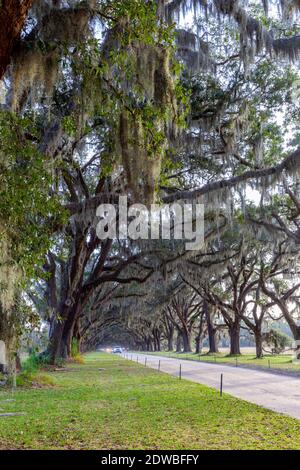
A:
[0, 305, 18, 377]
[0, 242, 20, 378]
[181, 328, 192, 352]
[46, 304, 78, 363]
[195, 314, 204, 354]
[47, 320, 66, 363]
[167, 329, 174, 351]
[153, 330, 161, 351]
[176, 331, 182, 352]
[195, 334, 202, 354]
[0, 0, 33, 80]
[204, 301, 219, 354]
[146, 338, 153, 352]
[162, 312, 174, 351]
[228, 320, 241, 355]
[254, 330, 263, 359]
[73, 319, 82, 353]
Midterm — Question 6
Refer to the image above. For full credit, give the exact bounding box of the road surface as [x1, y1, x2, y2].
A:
[123, 352, 300, 420]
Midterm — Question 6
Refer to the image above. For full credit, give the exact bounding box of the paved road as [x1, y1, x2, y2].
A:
[123, 353, 300, 420]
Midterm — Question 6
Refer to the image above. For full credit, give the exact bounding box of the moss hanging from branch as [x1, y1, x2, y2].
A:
[213, 0, 300, 62]
[11, 45, 59, 111]
[117, 41, 180, 205]
[168, 1, 300, 65]
[10, 1, 95, 111]
[9, 1, 181, 205]
[176, 28, 212, 71]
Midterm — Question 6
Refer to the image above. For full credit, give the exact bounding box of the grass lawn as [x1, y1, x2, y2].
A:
[0, 352, 300, 450]
[136, 351, 300, 373]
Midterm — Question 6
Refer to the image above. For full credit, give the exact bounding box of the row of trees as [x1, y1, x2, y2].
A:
[88, 219, 299, 358]
[108, 247, 298, 358]
[1, 1, 300, 374]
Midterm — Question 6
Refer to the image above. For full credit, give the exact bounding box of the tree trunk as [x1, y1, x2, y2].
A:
[254, 330, 263, 359]
[0, 244, 20, 378]
[195, 315, 204, 354]
[176, 331, 182, 352]
[0, 0, 33, 80]
[146, 338, 153, 351]
[181, 329, 192, 352]
[73, 319, 82, 354]
[195, 335, 202, 354]
[47, 319, 74, 363]
[204, 301, 218, 353]
[62, 325, 75, 358]
[167, 329, 174, 351]
[47, 300, 81, 364]
[228, 320, 241, 355]
[153, 331, 161, 351]
[0, 307, 17, 377]
[47, 320, 66, 363]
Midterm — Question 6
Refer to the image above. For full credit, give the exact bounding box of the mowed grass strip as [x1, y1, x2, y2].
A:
[137, 351, 300, 373]
[0, 352, 299, 450]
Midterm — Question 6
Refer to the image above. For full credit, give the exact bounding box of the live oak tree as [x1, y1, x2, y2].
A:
[0, 0, 181, 366]
[165, 288, 201, 352]
[3, 1, 300, 366]
[161, 307, 176, 351]
[197, 248, 272, 358]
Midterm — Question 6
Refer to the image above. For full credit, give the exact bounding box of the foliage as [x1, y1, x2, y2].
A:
[264, 329, 293, 354]
[2, 0, 300, 371]
[22, 350, 50, 374]
[0, 111, 64, 279]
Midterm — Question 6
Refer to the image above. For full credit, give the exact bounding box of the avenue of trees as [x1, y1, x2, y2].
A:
[1, 0, 300, 376]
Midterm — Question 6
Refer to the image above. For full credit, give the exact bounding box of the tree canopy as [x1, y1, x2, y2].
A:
[1, 0, 300, 372]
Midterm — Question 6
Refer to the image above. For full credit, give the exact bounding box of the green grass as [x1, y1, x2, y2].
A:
[0, 352, 300, 449]
[137, 351, 300, 373]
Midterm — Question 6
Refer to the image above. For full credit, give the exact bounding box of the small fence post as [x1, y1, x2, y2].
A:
[136, 355, 138, 363]
[220, 373, 223, 397]
[179, 363, 182, 380]
[158, 360, 161, 372]
[268, 359, 271, 369]
[145, 357, 147, 367]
